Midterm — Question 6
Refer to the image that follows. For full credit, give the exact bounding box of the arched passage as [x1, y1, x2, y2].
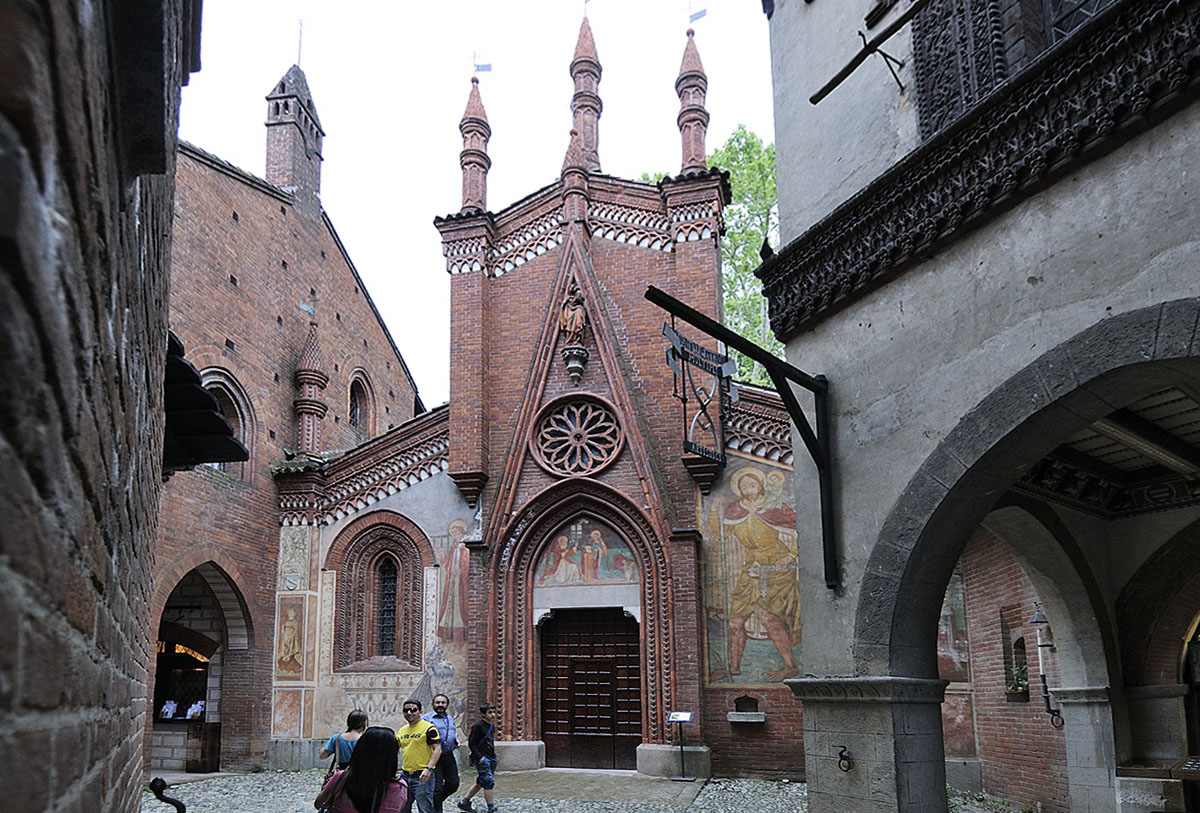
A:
[490, 479, 672, 760]
[850, 298, 1200, 809]
[148, 559, 255, 772]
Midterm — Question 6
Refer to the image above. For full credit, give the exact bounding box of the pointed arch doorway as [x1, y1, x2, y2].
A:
[541, 607, 641, 769]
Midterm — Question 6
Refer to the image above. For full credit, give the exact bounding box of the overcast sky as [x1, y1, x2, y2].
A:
[180, 0, 776, 406]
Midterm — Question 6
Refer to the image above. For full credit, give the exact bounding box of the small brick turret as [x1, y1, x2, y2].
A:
[294, 320, 330, 455]
[459, 76, 492, 213]
[676, 29, 710, 173]
[266, 65, 325, 212]
[569, 17, 603, 173]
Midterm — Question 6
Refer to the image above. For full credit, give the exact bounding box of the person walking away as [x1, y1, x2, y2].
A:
[422, 693, 460, 812]
[456, 703, 498, 813]
[396, 699, 441, 813]
[314, 725, 408, 813]
[321, 710, 369, 771]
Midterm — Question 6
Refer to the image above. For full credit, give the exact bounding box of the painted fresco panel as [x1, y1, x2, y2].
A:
[273, 689, 302, 738]
[942, 691, 978, 758]
[534, 518, 639, 587]
[701, 456, 802, 686]
[436, 519, 470, 642]
[276, 595, 306, 679]
[938, 572, 971, 683]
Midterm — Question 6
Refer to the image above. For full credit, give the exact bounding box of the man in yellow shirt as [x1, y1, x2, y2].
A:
[397, 700, 442, 813]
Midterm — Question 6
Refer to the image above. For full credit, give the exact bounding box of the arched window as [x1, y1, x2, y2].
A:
[331, 521, 425, 669]
[375, 556, 399, 656]
[348, 372, 374, 435]
[201, 369, 253, 479]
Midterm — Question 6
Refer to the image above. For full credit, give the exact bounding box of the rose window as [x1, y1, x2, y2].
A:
[532, 397, 624, 477]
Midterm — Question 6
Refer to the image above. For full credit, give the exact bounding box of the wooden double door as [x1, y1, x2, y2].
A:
[541, 607, 641, 769]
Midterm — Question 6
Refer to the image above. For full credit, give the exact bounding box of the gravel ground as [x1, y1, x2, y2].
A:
[142, 771, 809, 813]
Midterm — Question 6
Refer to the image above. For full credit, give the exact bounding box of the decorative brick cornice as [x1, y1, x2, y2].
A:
[785, 675, 949, 704]
[725, 385, 795, 464]
[759, 0, 1200, 339]
[275, 406, 450, 526]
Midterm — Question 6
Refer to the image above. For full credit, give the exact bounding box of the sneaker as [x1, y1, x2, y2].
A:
[456, 801, 474, 812]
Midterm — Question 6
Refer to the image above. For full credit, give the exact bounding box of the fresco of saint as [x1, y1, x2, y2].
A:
[437, 520, 470, 641]
[534, 520, 638, 587]
[705, 464, 802, 685]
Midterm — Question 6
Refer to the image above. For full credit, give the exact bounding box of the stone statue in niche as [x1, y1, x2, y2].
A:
[559, 282, 590, 383]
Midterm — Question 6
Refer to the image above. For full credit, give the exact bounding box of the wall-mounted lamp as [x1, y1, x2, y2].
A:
[1029, 603, 1065, 729]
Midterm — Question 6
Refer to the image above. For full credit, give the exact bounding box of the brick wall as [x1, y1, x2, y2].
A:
[702, 687, 805, 778]
[154, 136, 421, 768]
[960, 527, 1069, 811]
[0, 1, 195, 808]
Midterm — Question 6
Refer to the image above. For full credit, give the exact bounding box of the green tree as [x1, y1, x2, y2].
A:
[708, 125, 782, 385]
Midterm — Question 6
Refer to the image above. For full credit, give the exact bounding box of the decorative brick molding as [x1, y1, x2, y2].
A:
[275, 406, 449, 526]
[785, 675, 949, 703]
[724, 385, 794, 464]
[759, 0, 1200, 339]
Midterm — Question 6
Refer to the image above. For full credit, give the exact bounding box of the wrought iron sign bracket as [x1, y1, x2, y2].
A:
[645, 286, 839, 589]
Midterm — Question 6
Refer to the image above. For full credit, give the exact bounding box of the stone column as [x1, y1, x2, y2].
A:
[787, 676, 949, 812]
[1052, 686, 1118, 813]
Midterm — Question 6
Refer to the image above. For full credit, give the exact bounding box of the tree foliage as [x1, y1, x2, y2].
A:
[707, 125, 782, 385]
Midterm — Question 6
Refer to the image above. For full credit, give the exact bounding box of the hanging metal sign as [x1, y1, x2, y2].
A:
[663, 321, 738, 465]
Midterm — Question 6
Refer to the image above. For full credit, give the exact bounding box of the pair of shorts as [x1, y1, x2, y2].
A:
[474, 756, 497, 789]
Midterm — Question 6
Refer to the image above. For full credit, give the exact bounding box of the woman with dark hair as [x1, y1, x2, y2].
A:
[320, 710, 369, 769]
[315, 726, 408, 813]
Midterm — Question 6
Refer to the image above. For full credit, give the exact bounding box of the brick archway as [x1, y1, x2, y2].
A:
[1117, 517, 1200, 686]
[490, 479, 672, 747]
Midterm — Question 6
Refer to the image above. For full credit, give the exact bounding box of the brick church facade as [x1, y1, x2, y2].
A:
[149, 20, 815, 778]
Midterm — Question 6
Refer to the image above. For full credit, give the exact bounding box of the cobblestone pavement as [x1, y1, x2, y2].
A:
[142, 770, 809, 812]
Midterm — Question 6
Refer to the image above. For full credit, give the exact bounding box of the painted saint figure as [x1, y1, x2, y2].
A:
[538, 536, 584, 586]
[715, 468, 802, 682]
[438, 520, 470, 642]
[277, 605, 303, 674]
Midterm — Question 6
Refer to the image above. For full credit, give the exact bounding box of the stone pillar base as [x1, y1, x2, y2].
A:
[786, 675, 949, 812]
[1116, 776, 1185, 812]
[493, 740, 544, 771]
[636, 744, 712, 778]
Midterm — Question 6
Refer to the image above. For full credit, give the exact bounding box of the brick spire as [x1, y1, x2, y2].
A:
[294, 321, 329, 454]
[561, 129, 590, 222]
[569, 17, 603, 173]
[676, 29, 710, 173]
[459, 76, 492, 213]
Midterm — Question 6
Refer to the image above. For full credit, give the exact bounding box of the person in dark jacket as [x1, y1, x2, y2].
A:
[455, 704, 498, 813]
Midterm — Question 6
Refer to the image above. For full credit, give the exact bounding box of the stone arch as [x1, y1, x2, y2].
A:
[1117, 517, 1200, 686]
[856, 298, 1200, 680]
[850, 299, 1200, 805]
[200, 366, 255, 480]
[153, 550, 257, 649]
[326, 511, 436, 670]
[983, 497, 1117, 687]
[492, 478, 672, 746]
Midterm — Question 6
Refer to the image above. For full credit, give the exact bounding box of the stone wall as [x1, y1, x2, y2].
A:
[0, 0, 196, 808]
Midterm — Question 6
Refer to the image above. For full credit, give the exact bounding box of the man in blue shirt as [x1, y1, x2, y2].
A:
[422, 693, 460, 813]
